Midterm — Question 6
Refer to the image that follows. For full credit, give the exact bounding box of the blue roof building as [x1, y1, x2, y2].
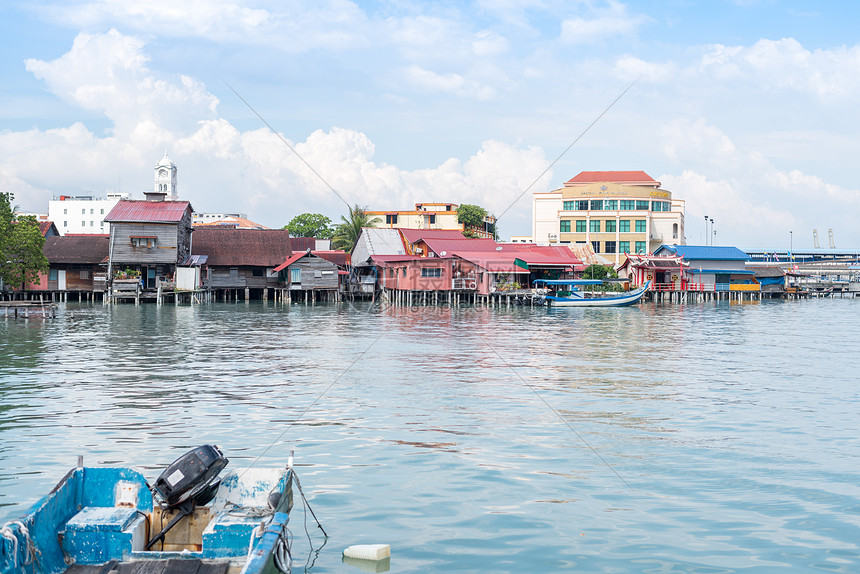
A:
[654, 244, 752, 287]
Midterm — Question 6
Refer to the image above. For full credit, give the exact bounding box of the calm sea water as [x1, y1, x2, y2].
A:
[1, 298, 859, 572]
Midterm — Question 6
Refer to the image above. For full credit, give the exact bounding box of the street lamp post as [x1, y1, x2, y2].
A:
[790, 230, 793, 265]
[704, 215, 709, 246]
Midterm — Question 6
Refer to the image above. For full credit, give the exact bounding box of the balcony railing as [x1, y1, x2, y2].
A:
[652, 282, 761, 293]
[453, 275, 478, 290]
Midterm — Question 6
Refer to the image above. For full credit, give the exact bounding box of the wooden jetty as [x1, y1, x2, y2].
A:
[0, 301, 58, 318]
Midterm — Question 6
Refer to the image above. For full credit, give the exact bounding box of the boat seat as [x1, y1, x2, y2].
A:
[201, 468, 284, 558]
[62, 506, 147, 564]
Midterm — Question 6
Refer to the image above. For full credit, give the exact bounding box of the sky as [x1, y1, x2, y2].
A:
[2, 0, 859, 249]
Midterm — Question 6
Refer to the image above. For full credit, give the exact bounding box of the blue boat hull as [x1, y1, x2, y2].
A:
[544, 282, 650, 307]
[1, 465, 292, 574]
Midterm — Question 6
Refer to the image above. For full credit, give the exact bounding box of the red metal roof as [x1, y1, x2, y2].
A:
[313, 250, 350, 267]
[105, 200, 191, 223]
[399, 228, 467, 244]
[290, 237, 317, 252]
[565, 171, 657, 185]
[448, 251, 525, 273]
[273, 252, 308, 272]
[420, 237, 496, 256]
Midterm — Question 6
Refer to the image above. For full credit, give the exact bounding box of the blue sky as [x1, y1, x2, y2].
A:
[2, 0, 859, 248]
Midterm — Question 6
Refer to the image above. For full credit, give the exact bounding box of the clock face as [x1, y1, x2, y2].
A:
[159, 169, 167, 177]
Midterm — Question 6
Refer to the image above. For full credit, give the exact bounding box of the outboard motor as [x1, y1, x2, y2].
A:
[145, 445, 228, 550]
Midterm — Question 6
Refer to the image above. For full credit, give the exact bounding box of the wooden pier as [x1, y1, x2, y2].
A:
[0, 301, 58, 318]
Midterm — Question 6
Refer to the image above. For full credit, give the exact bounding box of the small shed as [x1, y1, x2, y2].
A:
[274, 251, 339, 291]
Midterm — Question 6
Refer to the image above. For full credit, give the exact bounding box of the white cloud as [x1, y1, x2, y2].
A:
[697, 38, 860, 100]
[403, 66, 498, 100]
[38, 0, 368, 52]
[560, 1, 648, 45]
[4, 29, 546, 231]
[659, 118, 860, 247]
[25, 29, 218, 139]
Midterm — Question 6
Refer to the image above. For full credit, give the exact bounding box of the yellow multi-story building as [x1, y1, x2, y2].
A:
[532, 171, 685, 264]
[366, 202, 496, 237]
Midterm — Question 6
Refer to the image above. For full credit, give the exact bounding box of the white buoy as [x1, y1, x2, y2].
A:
[343, 544, 390, 561]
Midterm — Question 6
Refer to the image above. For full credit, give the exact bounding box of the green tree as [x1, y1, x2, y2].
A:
[458, 203, 497, 239]
[332, 204, 378, 252]
[0, 192, 50, 289]
[582, 263, 616, 280]
[283, 213, 334, 239]
[457, 204, 487, 228]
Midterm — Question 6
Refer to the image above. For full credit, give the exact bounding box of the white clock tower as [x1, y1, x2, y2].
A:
[154, 152, 178, 200]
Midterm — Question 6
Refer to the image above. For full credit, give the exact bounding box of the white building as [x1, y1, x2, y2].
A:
[533, 170, 686, 265]
[48, 192, 131, 235]
[47, 153, 180, 235]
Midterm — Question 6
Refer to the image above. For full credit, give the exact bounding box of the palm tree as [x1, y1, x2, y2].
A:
[332, 204, 378, 252]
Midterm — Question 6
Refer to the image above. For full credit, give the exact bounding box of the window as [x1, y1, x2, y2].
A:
[635, 241, 646, 254]
[635, 220, 647, 233]
[80, 269, 90, 280]
[429, 214, 436, 224]
[604, 200, 617, 210]
[605, 220, 616, 233]
[604, 241, 616, 254]
[589, 220, 600, 233]
[100, 208, 104, 215]
[576, 200, 589, 210]
[421, 268, 442, 278]
[252, 268, 263, 277]
[673, 223, 679, 239]
[290, 268, 301, 283]
[49, 269, 58, 281]
[130, 237, 156, 248]
[82, 209, 85, 214]
[560, 220, 571, 233]
[63, 208, 67, 215]
[63, 221, 67, 227]
[619, 241, 630, 253]
[230, 268, 239, 279]
[591, 241, 600, 253]
[386, 214, 398, 224]
[619, 220, 630, 233]
[81, 221, 85, 227]
[90, 208, 94, 215]
[576, 220, 587, 232]
[90, 221, 94, 227]
[636, 200, 650, 210]
[620, 200, 635, 210]
[590, 200, 603, 210]
[563, 201, 575, 211]
[402, 268, 407, 277]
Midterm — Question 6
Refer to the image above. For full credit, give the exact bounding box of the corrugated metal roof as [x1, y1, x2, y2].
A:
[273, 252, 308, 272]
[565, 171, 657, 185]
[313, 250, 350, 267]
[399, 228, 467, 244]
[290, 237, 317, 252]
[449, 251, 527, 273]
[193, 216, 269, 229]
[656, 245, 750, 261]
[105, 200, 191, 223]
[192, 228, 292, 266]
[421, 237, 496, 255]
[352, 228, 407, 265]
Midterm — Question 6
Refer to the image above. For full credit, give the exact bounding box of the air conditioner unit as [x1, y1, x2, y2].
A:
[548, 233, 558, 243]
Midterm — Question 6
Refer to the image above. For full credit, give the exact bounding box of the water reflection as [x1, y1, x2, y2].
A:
[1, 299, 860, 572]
